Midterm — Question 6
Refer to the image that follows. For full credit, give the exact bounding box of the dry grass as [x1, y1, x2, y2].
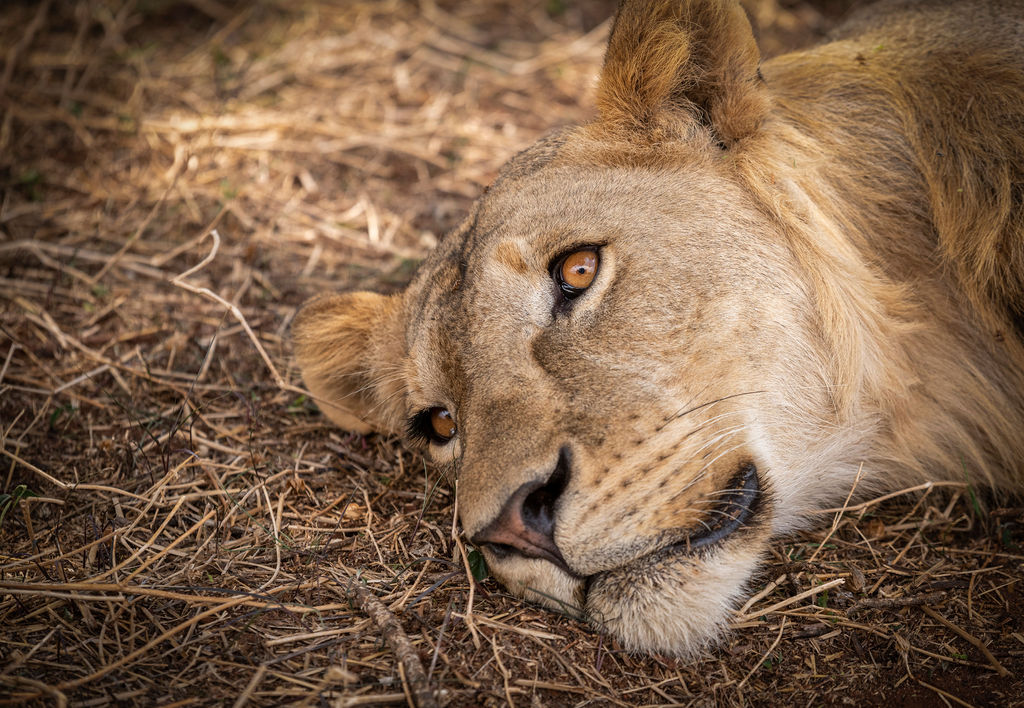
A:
[1, 0, 1022, 705]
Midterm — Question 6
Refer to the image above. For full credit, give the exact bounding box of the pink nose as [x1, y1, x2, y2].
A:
[469, 450, 573, 574]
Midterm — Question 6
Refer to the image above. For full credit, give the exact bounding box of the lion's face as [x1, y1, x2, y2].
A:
[403, 162, 827, 652]
[293, 0, 847, 654]
[294, 145, 844, 652]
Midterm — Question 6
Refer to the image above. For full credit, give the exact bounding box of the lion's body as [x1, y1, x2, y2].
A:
[756, 0, 1024, 493]
[744, 0, 1024, 492]
[294, 0, 1024, 655]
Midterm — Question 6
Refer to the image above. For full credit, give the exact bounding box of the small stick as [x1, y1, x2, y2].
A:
[489, 634, 515, 707]
[734, 578, 845, 623]
[170, 229, 286, 389]
[57, 595, 252, 689]
[917, 680, 977, 708]
[88, 164, 183, 285]
[791, 623, 834, 639]
[0, 447, 151, 501]
[344, 580, 438, 708]
[427, 597, 454, 681]
[736, 573, 787, 617]
[451, 483, 481, 649]
[0, 580, 340, 613]
[811, 481, 967, 515]
[920, 605, 1010, 677]
[809, 463, 863, 563]
[0, 341, 16, 386]
[53, 364, 111, 393]
[0, 0, 53, 100]
[122, 508, 216, 584]
[738, 617, 787, 689]
[0, 588, 127, 602]
[849, 591, 945, 613]
[0, 675, 67, 708]
[231, 664, 268, 708]
[452, 533, 482, 650]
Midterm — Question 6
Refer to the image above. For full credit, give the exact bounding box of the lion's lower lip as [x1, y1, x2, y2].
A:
[669, 462, 760, 552]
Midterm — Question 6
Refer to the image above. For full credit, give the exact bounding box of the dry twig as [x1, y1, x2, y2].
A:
[341, 580, 438, 708]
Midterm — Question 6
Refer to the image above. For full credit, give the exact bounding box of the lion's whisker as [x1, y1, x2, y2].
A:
[670, 390, 768, 423]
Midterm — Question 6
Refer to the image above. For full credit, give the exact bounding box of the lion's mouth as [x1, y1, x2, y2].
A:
[579, 463, 761, 594]
[667, 462, 761, 552]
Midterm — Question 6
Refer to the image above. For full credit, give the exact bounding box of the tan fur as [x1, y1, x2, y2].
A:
[292, 291, 406, 434]
[293, 0, 1024, 655]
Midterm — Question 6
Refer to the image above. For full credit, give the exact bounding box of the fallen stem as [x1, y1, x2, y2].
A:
[342, 580, 438, 708]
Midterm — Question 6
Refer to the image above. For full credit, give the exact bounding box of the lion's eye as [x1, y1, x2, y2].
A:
[409, 407, 456, 445]
[553, 248, 599, 299]
[429, 408, 456, 441]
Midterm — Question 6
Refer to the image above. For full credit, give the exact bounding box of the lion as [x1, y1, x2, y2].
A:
[292, 0, 1024, 655]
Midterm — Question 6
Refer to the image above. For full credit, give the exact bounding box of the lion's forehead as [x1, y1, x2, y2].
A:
[407, 163, 712, 302]
[402, 244, 538, 407]
[399, 163, 772, 403]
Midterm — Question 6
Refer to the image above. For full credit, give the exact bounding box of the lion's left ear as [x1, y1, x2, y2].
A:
[596, 0, 768, 143]
[292, 291, 407, 436]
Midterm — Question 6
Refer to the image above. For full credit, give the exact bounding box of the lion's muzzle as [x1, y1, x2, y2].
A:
[471, 449, 762, 583]
[469, 447, 577, 576]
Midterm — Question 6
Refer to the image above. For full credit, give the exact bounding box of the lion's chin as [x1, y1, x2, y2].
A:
[486, 554, 588, 620]
[584, 539, 767, 656]
[487, 535, 768, 656]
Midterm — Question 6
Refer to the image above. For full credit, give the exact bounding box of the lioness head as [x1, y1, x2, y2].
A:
[293, 0, 1023, 655]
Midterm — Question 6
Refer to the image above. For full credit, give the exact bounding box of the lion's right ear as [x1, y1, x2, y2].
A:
[292, 292, 406, 436]
[597, 0, 768, 144]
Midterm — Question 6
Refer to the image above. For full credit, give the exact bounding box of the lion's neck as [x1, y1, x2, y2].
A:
[740, 47, 1024, 494]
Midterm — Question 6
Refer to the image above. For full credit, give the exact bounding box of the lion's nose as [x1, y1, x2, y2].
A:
[470, 447, 572, 573]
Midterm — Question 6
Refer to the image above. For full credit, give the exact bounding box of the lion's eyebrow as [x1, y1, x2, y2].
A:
[493, 241, 529, 275]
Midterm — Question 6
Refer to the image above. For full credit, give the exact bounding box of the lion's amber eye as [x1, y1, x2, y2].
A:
[429, 407, 456, 441]
[555, 249, 599, 297]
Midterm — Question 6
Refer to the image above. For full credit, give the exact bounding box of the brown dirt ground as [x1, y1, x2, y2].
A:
[1, 1, 1023, 706]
